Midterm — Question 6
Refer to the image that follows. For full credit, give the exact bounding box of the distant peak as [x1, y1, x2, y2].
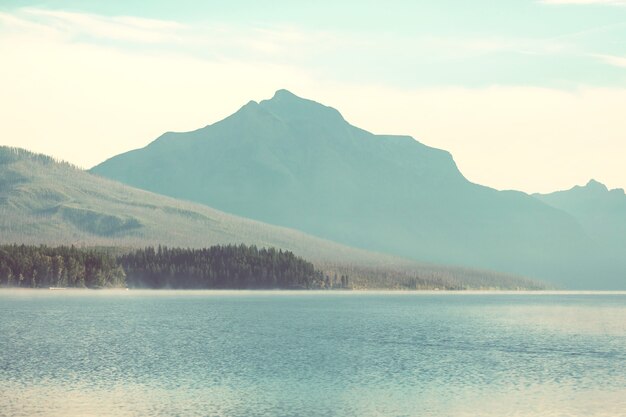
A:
[233, 99, 262, 115]
[241, 99, 259, 108]
[272, 89, 299, 99]
[585, 179, 608, 192]
[260, 89, 346, 124]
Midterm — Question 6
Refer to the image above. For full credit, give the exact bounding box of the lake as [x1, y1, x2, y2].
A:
[1, 290, 625, 417]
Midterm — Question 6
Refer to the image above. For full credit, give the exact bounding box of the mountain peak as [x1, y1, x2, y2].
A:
[584, 179, 608, 192]
[272, 89, 299, 100]
[230, 99, 265, 120]
[260, 89, 346, 124]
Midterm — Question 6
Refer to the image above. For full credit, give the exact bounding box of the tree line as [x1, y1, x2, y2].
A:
[0, 244, 350, 289]
[0, 244, 125, 288]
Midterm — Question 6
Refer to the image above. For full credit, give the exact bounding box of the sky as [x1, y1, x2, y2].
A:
[0, 0, 625, 193]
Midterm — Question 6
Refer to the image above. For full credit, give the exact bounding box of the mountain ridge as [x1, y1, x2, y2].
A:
[89, 89, 616, 288]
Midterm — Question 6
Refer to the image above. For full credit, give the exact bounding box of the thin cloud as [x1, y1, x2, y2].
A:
[594, 54, 626, 68]
[540, 0, 626, 6]
[20, 7, 187, 44]
[0, 7, 577, 65]
[2, 7, 340, 64]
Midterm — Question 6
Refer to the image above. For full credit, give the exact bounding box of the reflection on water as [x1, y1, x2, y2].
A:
[1, 291, 625, 417]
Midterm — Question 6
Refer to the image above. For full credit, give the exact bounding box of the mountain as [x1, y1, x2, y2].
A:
[536, 180, 626, 246]
[92, 90, 626, 288]
[535, 180, 626, 288]
[91, 89, 615, 288]
[0, 146, 542, 290]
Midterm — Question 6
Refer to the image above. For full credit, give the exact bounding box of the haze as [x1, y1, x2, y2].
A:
[1, 0, 625, 193]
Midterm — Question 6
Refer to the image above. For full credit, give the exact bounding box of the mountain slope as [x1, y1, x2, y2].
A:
[91, 89, 608, 288]
[536, 180, 626, 246]
[535, 180, 626, 289]
[0, 146, 379, 258]
[0, 146, 542, 290]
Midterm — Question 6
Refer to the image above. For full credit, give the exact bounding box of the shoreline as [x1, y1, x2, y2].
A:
[1, 288, 625, 295]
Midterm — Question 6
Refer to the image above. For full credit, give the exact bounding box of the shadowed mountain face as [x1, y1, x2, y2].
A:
[92, 90, 618, 288]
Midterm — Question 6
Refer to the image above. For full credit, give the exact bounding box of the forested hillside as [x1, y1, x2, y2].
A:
[0, 146, 411, 263]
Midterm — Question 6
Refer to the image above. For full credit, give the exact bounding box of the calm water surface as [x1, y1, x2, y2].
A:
[1, 290, 625, 417]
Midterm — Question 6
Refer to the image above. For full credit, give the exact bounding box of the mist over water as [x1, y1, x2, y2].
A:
[1, 291, 625, 417]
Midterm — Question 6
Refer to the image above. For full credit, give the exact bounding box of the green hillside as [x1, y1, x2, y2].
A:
[0, 146, 541, 290]
[91, 90, 607, 288]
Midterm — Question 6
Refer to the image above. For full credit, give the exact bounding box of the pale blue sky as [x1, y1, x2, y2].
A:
[1, 0, 625, 192]
[3, 0, 626, 87]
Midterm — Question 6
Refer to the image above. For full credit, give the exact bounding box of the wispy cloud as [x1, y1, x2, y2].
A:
[20, 7, 186, 43]
[0, 7, 343, 65]
[1, 5, 624, 94]
[0, 7, 582, 64]
[0, 7, 585, 88]
[540, 0, 626, 6]
[594, 54, 626, 67]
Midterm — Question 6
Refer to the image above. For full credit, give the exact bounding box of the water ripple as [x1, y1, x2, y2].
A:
[1, 291, 625, 416]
